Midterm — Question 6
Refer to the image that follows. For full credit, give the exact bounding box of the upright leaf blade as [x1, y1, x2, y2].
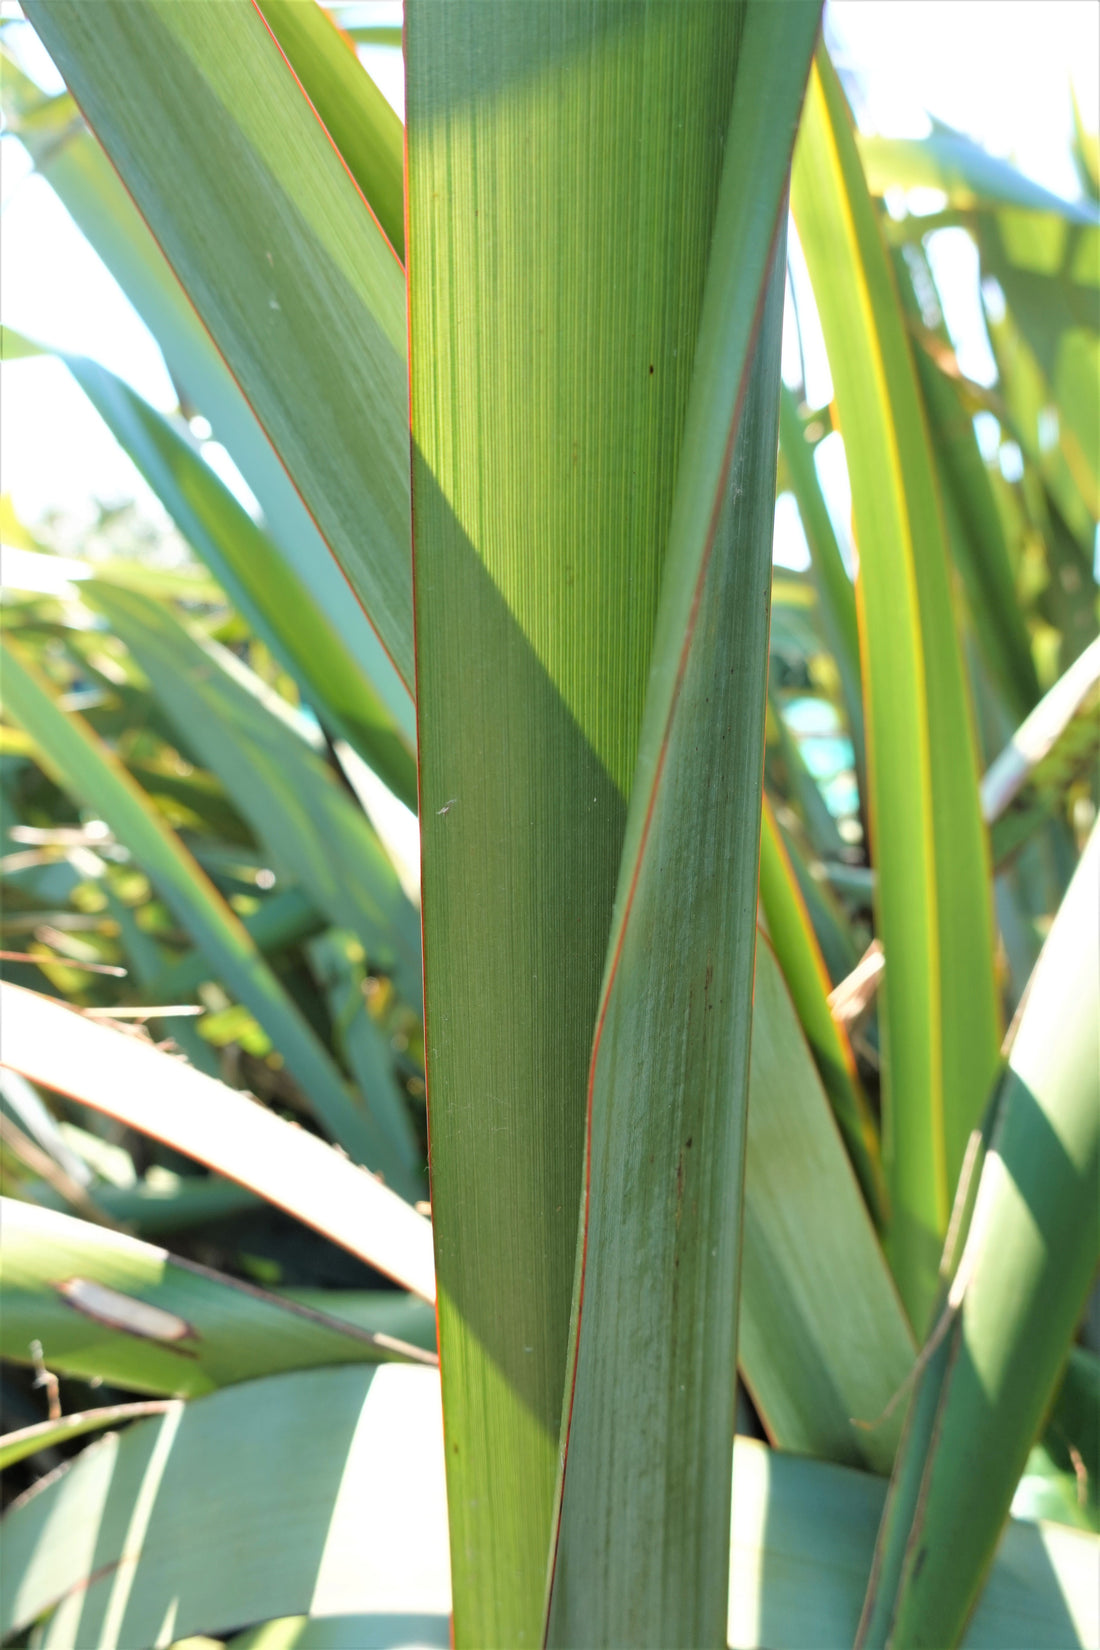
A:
[856, 825, 1100, 1649]
[255, 0, 405, 260]
[777, 387, 865, 775]
[547, 11, 821, 1637]
[405, 5, 816, 1640]
[758, 798, 885, 1224]
[792, 51, 1000, 1330]
[740, 941, 914, 1474]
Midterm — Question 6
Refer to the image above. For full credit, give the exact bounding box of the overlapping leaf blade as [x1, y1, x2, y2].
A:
[545, 9, 822, 1637]
[777, 387, 865, 774]
[65, 355, 417, 809]
[405, 4, 797, 1640]
[83, 581, 423, 1019]
[739, 941, 913, 1475]
[548, 246, 789, 1645]
[730, 1439, 1099, 1650]
[757, 800, 884, 1223]
[0, 1403, 172, 1472]
[1, 56, 413, 748]
[255, 0, 405, 259]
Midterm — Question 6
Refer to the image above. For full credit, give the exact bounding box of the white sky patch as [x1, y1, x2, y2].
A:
[814, 432, 856, 579]
[772, 491, 811, 574]
[827, 1, 1100, 198]
[785, 219, 834, 411]
[925, 228, 999, 388]
[199, 441, 264, 521]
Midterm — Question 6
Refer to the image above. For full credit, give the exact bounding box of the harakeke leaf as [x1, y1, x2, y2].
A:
[1, 1199, 429, 1398]
[857, 128, 1100, 225]
[0, 637, 383, 1168]
[405, 4, 812, 1641]
[982, 635, 1100, 867]
[792, 49, 1000, 1331]
[758, 798, 885, 1223]
[0, 55, 413, 744]
[1, 984, 435, 1301]
[740, 940, 913, 1474]
[730, 1438, 1099, 1650]
[856, 823, 1100, 1648]
[546, 10, 821, 1640]
[0, 1366, 450, 1648]
[255, 0, 405, 260]
[23, 0, 414, 689]
[83, 581, 423, 1018]
[0, 1403, 172, 1472]
[777, 386, 865, 775]
[66, 356, 417, 809]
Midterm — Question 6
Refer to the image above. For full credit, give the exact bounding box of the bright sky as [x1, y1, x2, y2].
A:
[1, 0, 1097, 562]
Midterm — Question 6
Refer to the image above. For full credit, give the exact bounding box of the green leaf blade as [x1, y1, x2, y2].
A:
[546, 8, 821, 1635]
[23, 0, 414, 689]
[0, 1366, 450, 1646]
[405, 5, 816, 1640]
[65, 355, 417, 809]
[0, 637, 380, 1168]
[856, 825, 1100, 1649]
[256, 0, 405, 260]
[1, 984, 436, 1300]
[792, 51, 1001, 1330]
[0, 1199, 425, 1399]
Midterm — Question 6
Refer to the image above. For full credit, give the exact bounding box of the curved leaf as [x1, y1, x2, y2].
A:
[0, 1366, 450, 1647]
[1, 1199, 428, 1398]
[83, 581, 423, 1019]
[730, 1438, 1099, 1650]
[67, 355, 417, 808]
[1, 984, 436, 1301]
